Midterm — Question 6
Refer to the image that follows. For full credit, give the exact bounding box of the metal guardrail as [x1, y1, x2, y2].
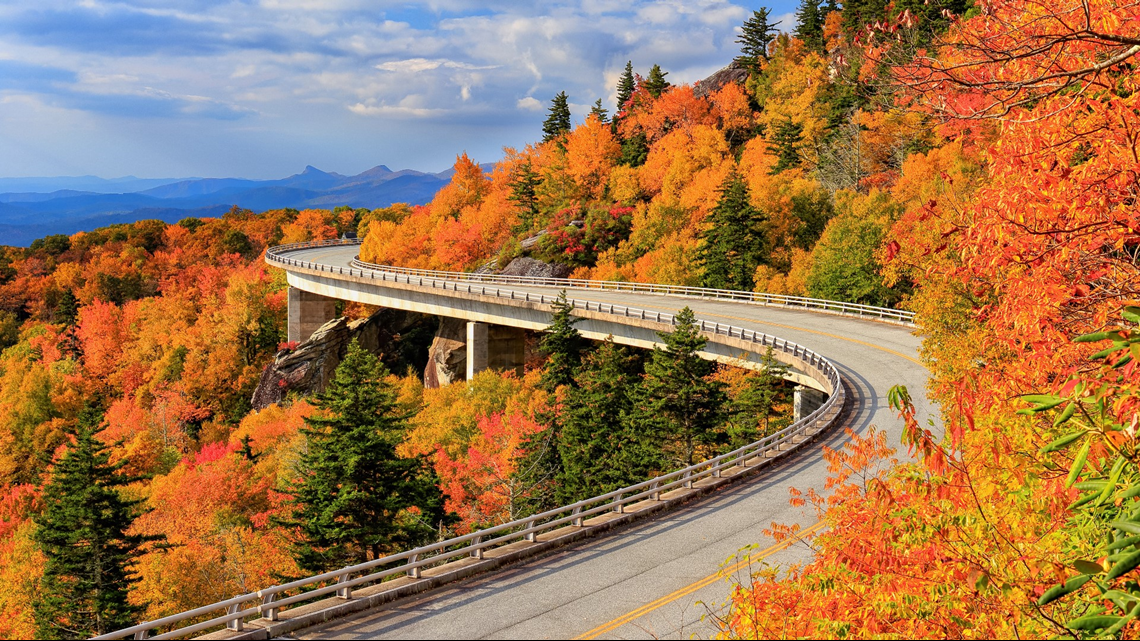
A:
[98, 239, 849, 640]
[268, 239, 916, 326]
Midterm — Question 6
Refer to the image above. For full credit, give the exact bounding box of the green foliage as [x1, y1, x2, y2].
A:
[728, 347, 790, 447]
[30, 234, 71, 257]
[95, 272, 153, 305]
[697, 171, 767, 291]
[177, 217, 204, 232]
[616, 61, 636, 119]
[221, 229, 254, 257]
[556, 338, 658, 503]
[790, 190, 835, 250]
[806, 196, 904, 307]
[631, 308, 729, 467]
[0, 310, 21, 352]
[645, 65, 670, 98]
[795, 0, 826, 53]
[507, 161, 542, 235]
[542, 92, 573, 143]
[589, 99, 610, 124]
[619, 132, 650, 167]
[737, 8, 780, 71]
[279, 340, 446, 573]
[540, 291, 585, 391]
[767, 118, 805, 174]
[33, 410, 161, 639]
[54, 289, 79, 328]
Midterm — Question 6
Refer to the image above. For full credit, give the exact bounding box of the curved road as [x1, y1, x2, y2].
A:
[275, 244, 931, 640]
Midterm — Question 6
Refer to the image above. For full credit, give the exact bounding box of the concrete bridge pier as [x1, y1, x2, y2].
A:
[288, 287, 338, 344]
[466, 322, 526, 380]
[794, 385, 828, 423]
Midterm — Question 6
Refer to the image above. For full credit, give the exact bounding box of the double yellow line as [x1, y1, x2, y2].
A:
[574, 521, 827, 640]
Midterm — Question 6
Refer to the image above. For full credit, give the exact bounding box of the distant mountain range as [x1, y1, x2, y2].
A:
[0, 164, 481, 247]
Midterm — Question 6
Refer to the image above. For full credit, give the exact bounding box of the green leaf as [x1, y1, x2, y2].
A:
[1042, 430, 1084, 453]
[1107, 535, 1140, 552]
[1074, 559, 1105, 575]
[1023, 394, 1066, 411]
[1124, 307, 1140, 325]
[1038, 574, 1091, 605]
[1111, 521, 1140, 535]
[1092, 344, 1127, 360]
[1122, 483, 1140, 500]
[1108, 549, 1140, 580]
[1099, 457, 1129, 505]
[1075, 331, 1114, 343]
[1067, 614, 1123, 631]
[1053, 403, 1078, 428]
[1067, 438, 1091, 488]
[1075, 480, 1108, 492]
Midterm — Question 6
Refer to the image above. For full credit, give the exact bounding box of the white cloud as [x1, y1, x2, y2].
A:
[516, 96, 543, 111]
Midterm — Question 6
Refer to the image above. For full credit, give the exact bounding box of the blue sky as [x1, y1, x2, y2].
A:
[0, 1, 798, 179]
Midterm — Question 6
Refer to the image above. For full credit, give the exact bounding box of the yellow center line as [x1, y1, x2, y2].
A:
[574, 521, 827, 640]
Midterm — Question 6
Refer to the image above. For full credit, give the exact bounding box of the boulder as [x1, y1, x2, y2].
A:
[693, 60, 750, 99]
[424, 317, 468, 389]
[499, 256, 573, 279]
[251, 308, 417, 410]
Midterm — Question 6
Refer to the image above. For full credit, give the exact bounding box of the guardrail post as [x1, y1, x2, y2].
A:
[683, 471, 693, 489]
[226, 604, 244, 632]
[712, 464, 722, 478]
[572, 506, 584, 527]
[649, 481, 660, 501]
[612, 493, 624, 514]
[133, 630, 149, 640]
[260, 592, 279, 621]
[470, 537, 484, 559]
[407, 555, 421, 579]
[336, 574, 352, 599]
[525, 520, 538, 542]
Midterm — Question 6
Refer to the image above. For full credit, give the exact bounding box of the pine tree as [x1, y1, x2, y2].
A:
[556, 338, 657, 503]
[768, 118, 805, 173]
[540, 291, 585, 391]
[615, 61, 636, 120]
[33, 409, 161, 639]
[630, 308, 729, 467]
[619, 132, 650, 167]
[728, 347, 791, 447]
[644, 65, 670, 98]
[507, 160, 542, 234]
[55, 289, 79, 327]
[589, 99, 609, 124]
[737, 8, 780, 71]
[280, 339, 445, 574]
[697, 170, 767, 291]
[795, 0, 826, 53]
[542, 92, 573, 143]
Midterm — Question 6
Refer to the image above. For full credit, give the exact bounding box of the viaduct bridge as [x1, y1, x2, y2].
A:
[99, 239, 930, 640]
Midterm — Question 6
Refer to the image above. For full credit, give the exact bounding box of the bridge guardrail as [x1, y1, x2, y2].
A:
[97, 239, 848, 640]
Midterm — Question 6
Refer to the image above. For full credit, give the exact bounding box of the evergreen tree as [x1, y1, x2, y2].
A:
[280, 339, 445, 573]
[697, 170, 767, 291]
[615, 61, 636, 120]
[33, 409, 161, 639]
[768, 118, 805, 173]
[589, 99, 610, 124]
[619, 132, 650, 167]
[55, 289, 79, 327]
[238, 434, 259, 462]
[737, 8, 780, 71]
[630, 308, 729, 467]
[507, 160, 542, 234]
[542, 92, 573, 143]
[795, 0, 826, 53]
[728, 347, 791, 447]
[556, 338, 657, 503]
[644, 64, 670, 98]
[539, 291, 585, 391]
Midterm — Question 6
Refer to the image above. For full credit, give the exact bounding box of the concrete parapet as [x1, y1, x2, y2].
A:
[794, 385, 828, 422]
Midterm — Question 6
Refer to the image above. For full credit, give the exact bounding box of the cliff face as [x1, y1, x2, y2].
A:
[251, 308, 420, 409]
[693, 60, 750, 98]
[423, 317, 468, 389]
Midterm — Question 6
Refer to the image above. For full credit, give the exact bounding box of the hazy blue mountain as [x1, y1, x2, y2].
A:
[0, 163, 469, 246]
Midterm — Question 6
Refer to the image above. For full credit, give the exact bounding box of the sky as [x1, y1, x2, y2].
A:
[0, 1, 798, 179]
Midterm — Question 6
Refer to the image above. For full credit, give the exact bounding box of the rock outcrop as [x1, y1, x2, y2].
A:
[498, 256, 573, 279]
[423, 317, 468, 389]
[693, 60, 750, 99]
[251, 308, 418, 410]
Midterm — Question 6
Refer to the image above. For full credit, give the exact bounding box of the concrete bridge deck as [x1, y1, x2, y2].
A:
[271, 243, 930, 640]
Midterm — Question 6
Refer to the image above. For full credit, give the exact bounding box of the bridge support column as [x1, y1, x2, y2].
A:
[466, 322, 525, 380]
[288, 288, 337, 344]
[794, 386, 827, 423]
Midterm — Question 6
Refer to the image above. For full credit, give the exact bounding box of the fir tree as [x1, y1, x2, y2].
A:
[589, 99, 610, 124]
[728, 347, 791, 447]
[615, 61, 636, 120]
[55, 289, 79, 327]
[507, 160, 542, 234]
[540, 291, 585, 391]
[697, 170, 767, 291]
[768, 118, 805, 173]
[737, 8, 780, 71]
[619, 132, 650, 167]
[33, 409, 161, 639]
[556, 338, 657, 503]
[630, 308, 729, 467]
[280, 339, 445, 573]
[542, 92, 573, 143]
[795, 0, 826, 53]
[238, 434, 259, 462]
[644, 65, 670, 98]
